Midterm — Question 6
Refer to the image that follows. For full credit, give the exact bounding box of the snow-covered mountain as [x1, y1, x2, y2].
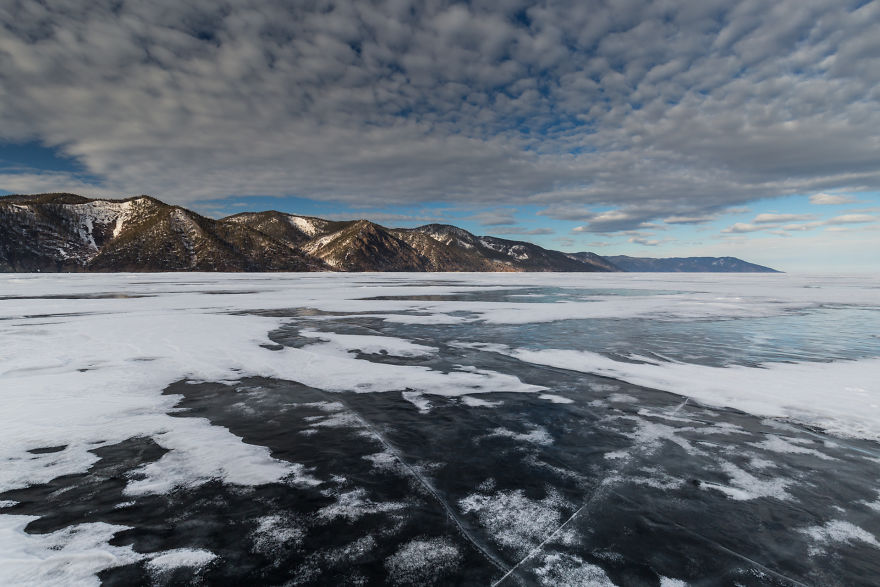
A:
[0, 194, 325, 272]
[601, 255, 779, 273]
[0, 193, 778, 273]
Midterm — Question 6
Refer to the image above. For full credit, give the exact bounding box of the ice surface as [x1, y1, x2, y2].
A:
[0, 311, 308, 495]
[0, 276, 541, 498]
[498, 347, 880, 441]
[2, 272, 879, 584]
[298, 329, 438, 357]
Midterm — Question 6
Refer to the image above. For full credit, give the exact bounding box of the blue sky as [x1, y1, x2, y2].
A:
[1, 1, 879, 271]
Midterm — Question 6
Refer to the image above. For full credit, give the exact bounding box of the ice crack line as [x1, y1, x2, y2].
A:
[327, 394, 510, 574]
[670, 397, 689, 414]
[607, 488, 809, 587]
[491, 500, 590, 587]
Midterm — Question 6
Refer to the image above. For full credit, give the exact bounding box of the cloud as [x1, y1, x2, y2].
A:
[780, 222, 823, 231]
[0, 171, 118, 199]
[663, 214, 717, 225]
[720, 211, 875, 236]
[722, 222, 774, 234]
[537, 205, 596, 222]
[753, 213, 815, 224]
[0, 0, 878, 233]
[489, 227, 554, 235]
[714, 216, 866, 235]
[810, 193, 858, 205]
[629, 236, 661, 246]
[565, 207, 666, 232]
[469, 210, 518, 226]
[825, 214, 877, 225]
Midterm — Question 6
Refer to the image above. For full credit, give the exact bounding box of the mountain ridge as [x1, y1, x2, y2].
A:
[603, 255, 779, 273]
[0, 193, 779, 273]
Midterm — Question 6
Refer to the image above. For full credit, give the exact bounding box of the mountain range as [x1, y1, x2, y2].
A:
[0, 193, 779, 273]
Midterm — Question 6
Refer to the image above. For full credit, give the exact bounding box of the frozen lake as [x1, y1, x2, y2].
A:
[1, 272, 879, 585]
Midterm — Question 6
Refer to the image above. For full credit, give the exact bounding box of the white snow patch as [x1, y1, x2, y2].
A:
[539, 393, 574, 404]
[532, 552, 616, 586]
[488, 425, 554, 446]
[383, 313, 471, 325]
[402, 391, 432, 413]
[461, 395, 502, 407]
[0, 515, 143, 587]
[124, 421, 320, 496]
[702, 462, 791, 501]
[287, 215, 323, 236]
[799, 520, 880, 555]
[504, 348, 880, 441]
[145, 548, 217, 573]
[298, 329, 438, 357]
[316, 488, 407, 522]
[749, 435, 835, 460]
[620, 417, 699, 457]
[250, 514, 305, 556]
[863, 497, 880, 513]
[384, 537, 461, 585]
[363, 451, 400, 472]
[458, 488, 572, 556]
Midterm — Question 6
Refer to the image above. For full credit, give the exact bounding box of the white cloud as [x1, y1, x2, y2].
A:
[809, 193, 858, 205]
[722, 222, 775, 234]
[741, 212, 876, 237]
[825, 214, 877, 225]
[663, 214, 716, 225]
[780, 222, 823, 231]
[490, 227, 554, 235]
[628, 236, 661, 246]
[469, 210, 518, 226]
[753, 213, 815, 224]
[0, 172, 117, 199]
[1, 0, 879, 235]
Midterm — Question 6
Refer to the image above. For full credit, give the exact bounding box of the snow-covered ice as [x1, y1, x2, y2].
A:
[1, 271, 879, 585]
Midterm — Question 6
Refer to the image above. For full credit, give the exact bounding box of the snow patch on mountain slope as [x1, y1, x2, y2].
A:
[288, 215, 324, 237]
[68, 201, 135, 248]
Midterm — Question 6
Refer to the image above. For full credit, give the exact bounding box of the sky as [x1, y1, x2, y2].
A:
[0, 0, 878, 272]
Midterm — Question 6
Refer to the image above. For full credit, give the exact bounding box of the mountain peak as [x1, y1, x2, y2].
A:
[0, 193, 779, 273]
